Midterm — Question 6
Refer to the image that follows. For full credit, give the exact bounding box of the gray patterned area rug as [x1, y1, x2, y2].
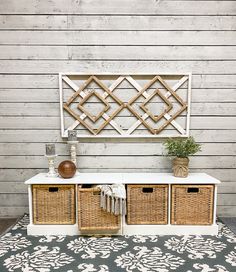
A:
[0, 215, 236, 272]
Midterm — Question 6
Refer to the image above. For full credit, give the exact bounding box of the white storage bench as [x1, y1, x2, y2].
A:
[25, 172, 220, 236]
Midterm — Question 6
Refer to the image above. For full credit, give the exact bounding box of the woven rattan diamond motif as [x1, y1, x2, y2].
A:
[59, 74, 191, 138]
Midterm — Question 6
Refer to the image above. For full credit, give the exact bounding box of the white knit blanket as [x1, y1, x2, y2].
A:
[98, 184, 126, 215]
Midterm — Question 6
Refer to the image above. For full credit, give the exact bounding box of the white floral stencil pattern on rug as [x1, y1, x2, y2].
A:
[4, 246, 74, 272]
[115, 246, 185, 272]
[164, 236, 226, 259]
[217, 221, 236, 243]
[0, 214, 236, 272]
[77, 263, 109, 272]
[0, 233, 31, 257]
[129, 235, 159, 243]
[193, 263, 228, 272]
[225, 249, 236, 267]
[67, 237, 128, 259]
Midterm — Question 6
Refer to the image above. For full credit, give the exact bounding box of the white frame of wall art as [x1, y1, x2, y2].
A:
[59, 73, 192, 139]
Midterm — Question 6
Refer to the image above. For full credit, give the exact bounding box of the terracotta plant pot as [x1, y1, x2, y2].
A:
[172, 157, 189, 178]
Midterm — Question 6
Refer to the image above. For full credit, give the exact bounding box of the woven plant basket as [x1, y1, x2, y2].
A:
[173, 157, 189, 178]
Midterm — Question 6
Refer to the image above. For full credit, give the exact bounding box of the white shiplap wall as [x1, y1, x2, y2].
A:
[0, 0, 236, 217]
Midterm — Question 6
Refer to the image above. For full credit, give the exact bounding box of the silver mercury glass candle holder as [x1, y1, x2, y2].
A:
[45, 144, 58, 177]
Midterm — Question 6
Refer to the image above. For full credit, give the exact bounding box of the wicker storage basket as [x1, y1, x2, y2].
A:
[32, 184, 75, 225]
[78, 186, 121, 231]
[171, 185, 214, 225]
[127, 184, 168, 225]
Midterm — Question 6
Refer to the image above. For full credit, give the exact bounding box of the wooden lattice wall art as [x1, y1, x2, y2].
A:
[59, 73, 191, 138]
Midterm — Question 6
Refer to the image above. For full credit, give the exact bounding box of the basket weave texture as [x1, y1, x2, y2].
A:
[171, 184, 214, 225]
[32, 184, 75, 224]
[78, 186, 120, 231]
[127, 184, 168, 225]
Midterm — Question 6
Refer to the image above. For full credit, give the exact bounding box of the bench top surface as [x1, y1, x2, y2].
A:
[25, 172, 221, 185]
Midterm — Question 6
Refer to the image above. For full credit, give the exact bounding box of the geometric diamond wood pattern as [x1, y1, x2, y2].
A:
[140, 89, 173, 123]
[59, 73, 191, 138]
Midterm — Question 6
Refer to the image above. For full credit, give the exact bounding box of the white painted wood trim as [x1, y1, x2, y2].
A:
[75, 184, 78, 224]
[213, 185, 218, 224]
[27, 224, 122, 236]
[122, 224, 219, 236]
[163, 114, 186, 135]
[59, 73, 65, 138]
[74, 135, 191, 139]
[108, 76, 125, 91]
[25, 173, 221, 185]
[125, 75, 143, 92]
[103, 113, 125, 135]
[61, 75, 79, 91]
[27, 224, 80, 236]
[27, 223, 219, 236]
[186, 72, 192, 137]
[127, 113, 149, 135]
[60, 73, 191, 76]
[168, 184, 171, 225]
[28, 185, 33, 225]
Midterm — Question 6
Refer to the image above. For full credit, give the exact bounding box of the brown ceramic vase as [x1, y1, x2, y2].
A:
[58, 160, 76, 179]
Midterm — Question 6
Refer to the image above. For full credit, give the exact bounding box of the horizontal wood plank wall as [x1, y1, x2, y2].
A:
[0, 0, 235, 217]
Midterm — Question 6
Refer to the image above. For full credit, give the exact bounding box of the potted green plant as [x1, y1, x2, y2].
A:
[163, 137, 201, 178]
